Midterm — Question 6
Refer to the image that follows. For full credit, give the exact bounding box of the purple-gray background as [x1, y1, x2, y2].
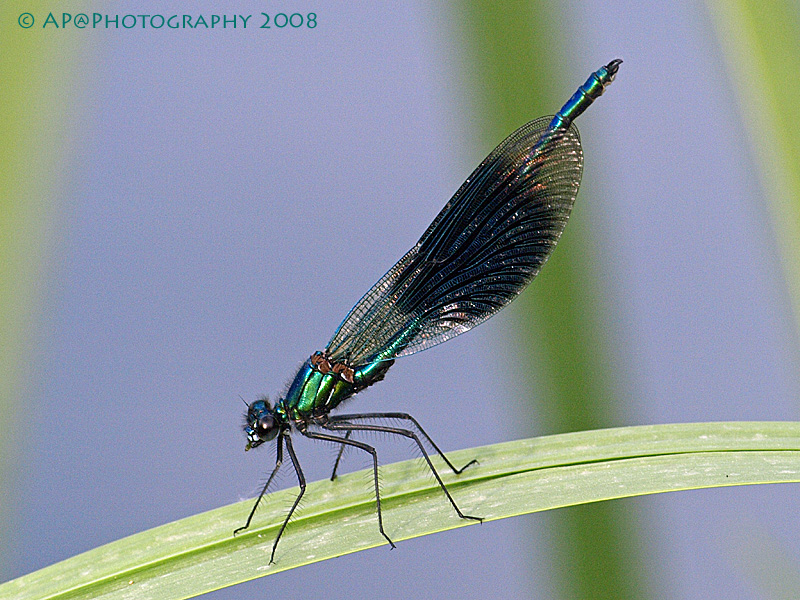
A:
[9, 2, 800, 598]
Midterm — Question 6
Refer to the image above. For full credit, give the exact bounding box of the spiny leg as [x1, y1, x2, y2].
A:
[301, 428, 396, 549]
[234, 432, 284, 536]
[327, 412, 478, 474]
[329, 430, 352, 481]
[268, 434, 306, 564]
[325, 420, 482, 523]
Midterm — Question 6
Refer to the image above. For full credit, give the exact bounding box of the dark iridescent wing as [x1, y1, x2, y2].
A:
[326, 117, 583, 367]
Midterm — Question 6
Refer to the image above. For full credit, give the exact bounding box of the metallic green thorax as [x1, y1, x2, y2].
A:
[278, 355, 394, 420]
[279, 313, 421, 421]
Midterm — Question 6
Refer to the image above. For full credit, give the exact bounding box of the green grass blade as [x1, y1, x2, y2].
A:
[4, 421, 800, 600]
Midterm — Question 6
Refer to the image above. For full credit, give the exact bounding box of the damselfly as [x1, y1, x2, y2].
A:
[237, 59, 622, 563]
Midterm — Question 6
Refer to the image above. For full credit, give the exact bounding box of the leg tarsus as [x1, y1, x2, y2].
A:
[234, 433, 284, 536]
[456, 458, 479, 474]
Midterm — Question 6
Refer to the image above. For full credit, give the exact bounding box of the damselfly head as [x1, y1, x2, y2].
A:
[244, 397, 279, 450]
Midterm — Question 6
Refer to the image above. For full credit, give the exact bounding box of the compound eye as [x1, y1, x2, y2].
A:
[258, 415, 278, 441]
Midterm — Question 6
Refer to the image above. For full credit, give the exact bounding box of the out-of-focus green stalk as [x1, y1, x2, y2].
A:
[0, 2, 87, 576]
[705, 2, 800, 594]
[706, 1, 800, 340]
[454, 1, 649, 598]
